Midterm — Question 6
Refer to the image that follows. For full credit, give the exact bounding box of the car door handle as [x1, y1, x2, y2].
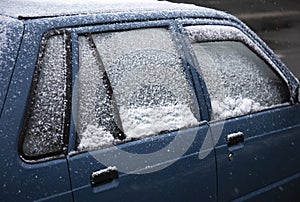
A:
[90, 166, 119, 187]
[226, 132, 244, 150]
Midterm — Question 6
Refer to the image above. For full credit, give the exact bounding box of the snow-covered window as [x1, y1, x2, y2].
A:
[76, 28, 199, 151]
[189, 41, 289, 120]
[22, 34, 68, 158]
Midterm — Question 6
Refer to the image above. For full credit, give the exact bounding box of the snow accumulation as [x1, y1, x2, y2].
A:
[91, 166, 118, 179]
[186, 26, 291, 120]
[0, 19, 8, 112]
[212, 97, 289, 120]
[77, 125, 114, 150]
[76, 28, 199, 151]
[0, 17, 9, 92]
[25, 0, 156, 3]
[185, 25, 289, 86]
[92, 28, 197, 108]
[212, 97, 262, 120]
[186, 25, 247, 43]
[120, 104, 199, 139]
[77, 104, 198, 150]
[0, 0, 212, 19]
[0, 18, 8, 61]
[23, 36, 67, 156]
[227, 131, 243, 140]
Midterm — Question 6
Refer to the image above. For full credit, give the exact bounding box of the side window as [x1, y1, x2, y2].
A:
[76, 28, 199, 151]
[186, 26, 289, 120]
[21, 34, 68, 158]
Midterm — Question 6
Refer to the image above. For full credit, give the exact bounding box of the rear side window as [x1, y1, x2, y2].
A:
[21, 33, 69, 158]
[185, 26, 289, 120]
[76, 28, 199, 151]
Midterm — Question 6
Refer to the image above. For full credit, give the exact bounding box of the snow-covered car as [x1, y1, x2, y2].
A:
[1, 0, 300, 201]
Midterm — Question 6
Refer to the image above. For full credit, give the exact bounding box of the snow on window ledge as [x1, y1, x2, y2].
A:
[77, 125, 114, 151]
[120, 104, 199, 139]
[77, 104, 199, 151]
[212, 97, 290, 120]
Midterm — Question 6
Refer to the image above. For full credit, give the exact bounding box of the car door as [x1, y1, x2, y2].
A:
[183, 24, 300, 201]
[67, 21, 217, 202]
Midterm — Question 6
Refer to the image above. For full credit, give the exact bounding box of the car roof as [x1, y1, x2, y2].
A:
[0, 0, 230, 20]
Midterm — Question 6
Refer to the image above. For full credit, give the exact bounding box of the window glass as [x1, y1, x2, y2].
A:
[76, 28, 199, 151]
[22, 35, 67, 157]
[76, 36, 117, 149]
[190, 41, 289, 120]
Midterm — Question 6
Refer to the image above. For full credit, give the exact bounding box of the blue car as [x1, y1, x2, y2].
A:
[1, 0, 299, 201]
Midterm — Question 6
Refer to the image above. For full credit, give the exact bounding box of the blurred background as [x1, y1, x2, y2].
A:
[169, 0, 300, 79]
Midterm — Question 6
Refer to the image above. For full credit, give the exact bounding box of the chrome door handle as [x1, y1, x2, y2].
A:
[90, 166, 119, 187]
[226, 132, 244, 148]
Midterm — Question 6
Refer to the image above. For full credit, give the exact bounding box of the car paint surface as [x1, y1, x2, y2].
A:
[0, 1, 299, 201]
[0, 17, 23, 115]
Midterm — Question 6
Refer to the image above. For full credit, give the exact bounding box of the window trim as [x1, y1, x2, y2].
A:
[19, 29, 72, 162]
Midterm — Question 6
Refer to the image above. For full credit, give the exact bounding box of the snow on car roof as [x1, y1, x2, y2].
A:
[0, 0, 227, 19]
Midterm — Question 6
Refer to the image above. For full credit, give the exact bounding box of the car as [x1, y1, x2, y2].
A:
[0, 0, 300, 201]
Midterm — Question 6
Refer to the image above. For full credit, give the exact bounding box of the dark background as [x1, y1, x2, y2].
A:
[169, 0, 300, 79]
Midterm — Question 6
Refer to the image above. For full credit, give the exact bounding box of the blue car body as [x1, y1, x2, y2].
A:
[0, 1, 299, 201]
